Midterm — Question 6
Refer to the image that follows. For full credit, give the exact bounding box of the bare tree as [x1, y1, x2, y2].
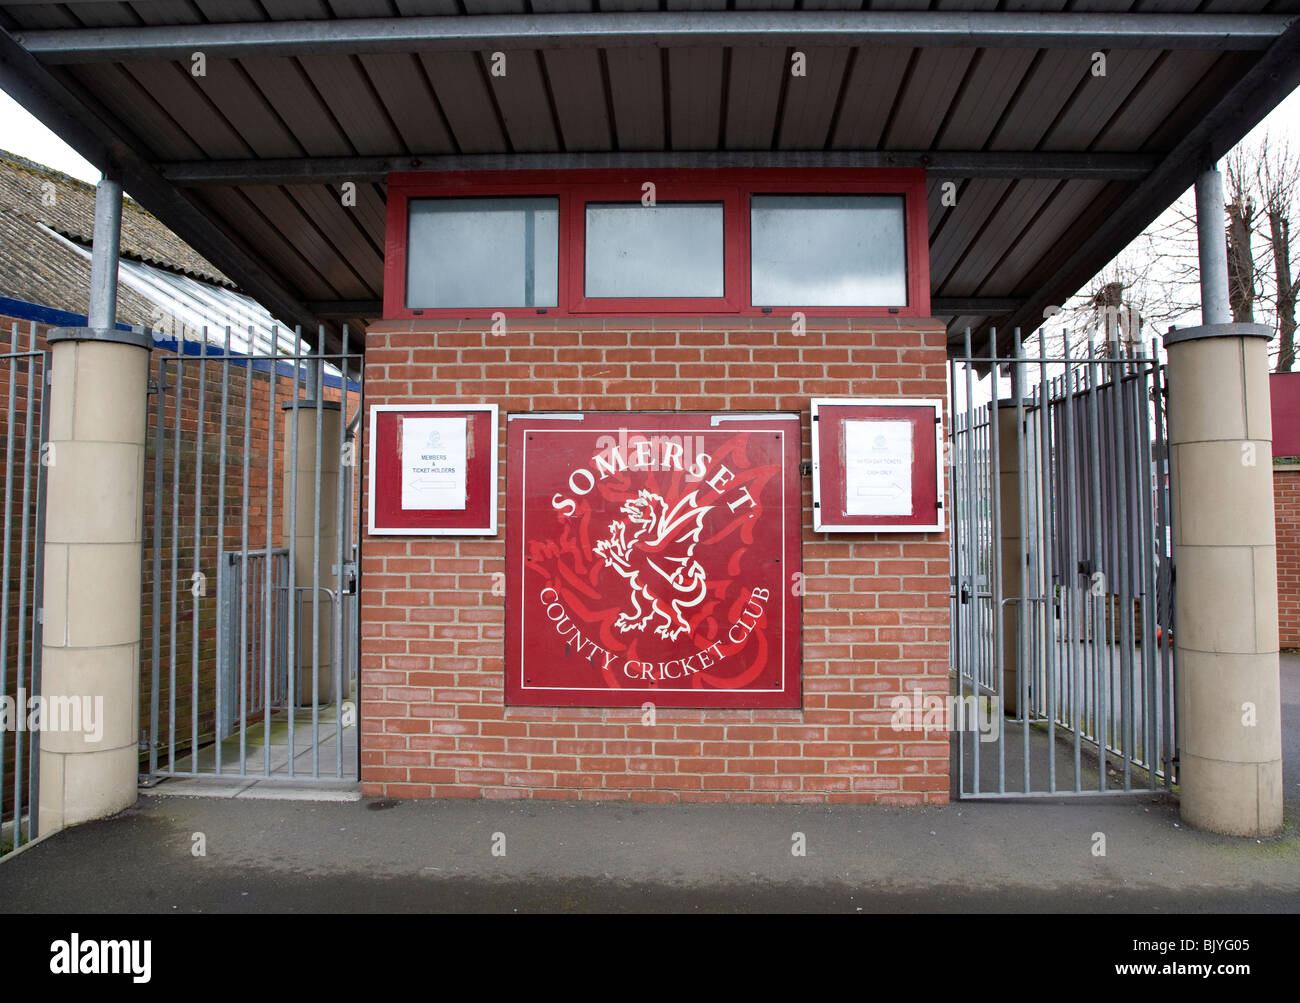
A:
[1258, 134, 1299, 371]
[1031, 229, 1191, 359]
[1225, 147, 1260, 323]
[1031, 130, 1300, 372]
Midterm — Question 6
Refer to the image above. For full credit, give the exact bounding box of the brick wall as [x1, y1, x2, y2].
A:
[1277, 464, 1300, 649]
[360, 318, 951, 804]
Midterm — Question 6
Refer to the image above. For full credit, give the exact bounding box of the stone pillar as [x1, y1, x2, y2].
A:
[1167, 327, 1280, 836]
[1165, 164, 1283, 836]
[38, 326, 151, 832]
[281, 399, 342, 706]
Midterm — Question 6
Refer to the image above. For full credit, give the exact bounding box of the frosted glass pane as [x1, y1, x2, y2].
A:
[585, 203, 725, 298]
[750, 195, 907, 306]
[406, 197, 558, 308]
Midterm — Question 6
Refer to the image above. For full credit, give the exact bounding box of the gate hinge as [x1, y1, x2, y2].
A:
[800, 460, 812, 477]
[147, 379, 160, 396]
[333, 560, 358, 595]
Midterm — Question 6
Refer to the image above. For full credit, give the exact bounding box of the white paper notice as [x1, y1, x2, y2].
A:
[844, 419, 914, 517]
[402, 417, 467, 510]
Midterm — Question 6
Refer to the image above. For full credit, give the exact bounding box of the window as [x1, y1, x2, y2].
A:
[384, 170, 929, 318]
[584, 202, 725, 299]
[750, 195, 907, 307]
[405, 197, 558, 309]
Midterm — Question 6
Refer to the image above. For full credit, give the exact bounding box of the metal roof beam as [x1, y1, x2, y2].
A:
[0, 26, 331, 350]
[306, 300, 381, 318]
[14, 12, 1294, 63]
[932, 298, 1022, 315]
[158, 150, 1158, 185]
[993, 18, 1300, 352]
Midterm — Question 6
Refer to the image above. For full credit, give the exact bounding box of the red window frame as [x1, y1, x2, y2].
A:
[383, 168, 930, 319]
[568, 184, 741, 314]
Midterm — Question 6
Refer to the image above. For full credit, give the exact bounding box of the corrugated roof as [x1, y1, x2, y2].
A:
[0, 150, 231, 285]
[0, 3, 1296, 352]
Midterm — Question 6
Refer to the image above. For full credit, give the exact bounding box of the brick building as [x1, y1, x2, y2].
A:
[0, 5, 1296, 839]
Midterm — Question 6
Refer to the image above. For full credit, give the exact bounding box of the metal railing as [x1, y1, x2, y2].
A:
[1, 322, 49, 857]
[144, 326, 361, 782]
[949, 327, 1176, 798]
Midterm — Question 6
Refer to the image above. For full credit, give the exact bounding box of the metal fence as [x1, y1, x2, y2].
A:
[144, 327, 361, 783]
[1, 322, 49, 857]
[949, 328, 1177, 798]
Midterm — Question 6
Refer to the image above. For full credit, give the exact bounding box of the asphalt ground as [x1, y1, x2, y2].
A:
[0, 654, 1295, 914]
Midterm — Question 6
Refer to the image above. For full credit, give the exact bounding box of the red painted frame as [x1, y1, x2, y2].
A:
[368, 404, 498, 535]
[811, 400, 943, 533]
[566, 184, 742, 314]
[505, 411, 803, 708]
[383, 168, 930, 319]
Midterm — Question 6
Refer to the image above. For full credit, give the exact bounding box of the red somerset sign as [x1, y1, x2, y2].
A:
[506, 413, 802, 708]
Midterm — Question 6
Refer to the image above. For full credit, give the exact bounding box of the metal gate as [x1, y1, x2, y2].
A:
[1, 322, 49, 856]
[216, 548, 290, 741]
[948, 328, 1177, 798]
[143, 327, 361, 783]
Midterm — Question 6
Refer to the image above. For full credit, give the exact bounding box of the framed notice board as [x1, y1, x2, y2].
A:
[810, 398, 943, 533]
[367, 403, 498, 535]
[505, 411, 802, 708]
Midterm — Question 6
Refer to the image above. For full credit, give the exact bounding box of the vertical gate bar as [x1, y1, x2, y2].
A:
[1136, 360, 1153, 782]
[1133, 361, 1150, 781]
[311, 332, 325, 778]
[214, 327, 231, 772]
[264, 332, 278, 775]
[14, 322, 36, 838]
[954, 391, 962, 692]
[279, 551, 289, 708]
[192, 335, 206, 768]
[965, 349, 980, 793]
[1013, 333, 1031, 793]
[169, 351, 182, 771]
[150, 357, 164, 775]
[949, 348, 964, 793]
[983, 401, 992, 699]
[1136, 353, 1159, 786]
[336, 328, 349, 778]
[287, 333, 300, 778]
[1151, 350, 1175, 788]
[988, 328, 1006, 794]
[250, 555, 259, 717]
[1038, 331, 1058, 792]
[1060, 332, 1083, 791]
[239, 333, 253, 775]
[351, 348, 362, 775]
[1, 325, 18, 829]
[1086, 329, 1107, 791]
[1112, 350, 1134, 790]
[28, 340, 49, 840]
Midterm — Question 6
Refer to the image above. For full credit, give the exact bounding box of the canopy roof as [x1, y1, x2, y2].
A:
[1, 2, 1298, 355]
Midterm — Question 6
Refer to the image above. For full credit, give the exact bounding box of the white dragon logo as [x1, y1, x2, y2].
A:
[593, 489, 712, 641]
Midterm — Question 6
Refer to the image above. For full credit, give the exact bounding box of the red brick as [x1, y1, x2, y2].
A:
[356, 316, 951, 804]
